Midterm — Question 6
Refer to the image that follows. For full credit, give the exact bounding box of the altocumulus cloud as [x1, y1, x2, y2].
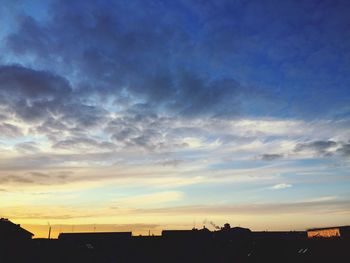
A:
[0, 65, 72, 122]
[4, 0, 350, 121]
[0, 0, 349, 148]
[4, 1, 249, 118]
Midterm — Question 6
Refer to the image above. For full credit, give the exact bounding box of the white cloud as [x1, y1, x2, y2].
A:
[271, 183, 293, 190]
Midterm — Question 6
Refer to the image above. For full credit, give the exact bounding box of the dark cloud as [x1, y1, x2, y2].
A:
[107, 112, 164, 150]
[34, 117, 70, 142]
[28, 172, 50, 178]
[0, 174, 34, 184]
[0, 152, 118, 171]
[0, 123, 23, 138]
[295, 140, 337, 156]
[337, 142, 350, 157]
[0, 113, 9, 121]
[170, 73, 241, 117]
[0, 65, 71, 122]
[15, 141, 40, 153]
[3, 1, 252, 119]
[52, 136, 116, 151]
[0, 171, 73, 186]
[1, 0, 350, 121]
[156, 159, 184, 167]
[0, 64, 110, 147]
[55, 103, 109, 128]
[0, 0, 349, 160]
[292, 139, 350, 159]
[35, 117, 68, 132]
[105, 111, 190, 151]
[259, 154, 284, 161]
[0, 65, 71, 99]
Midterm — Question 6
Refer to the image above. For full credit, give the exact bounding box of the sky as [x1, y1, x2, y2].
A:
[0, 0, 350, 238]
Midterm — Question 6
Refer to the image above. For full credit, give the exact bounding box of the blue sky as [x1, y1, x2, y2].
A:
[0, 0, 349, 237]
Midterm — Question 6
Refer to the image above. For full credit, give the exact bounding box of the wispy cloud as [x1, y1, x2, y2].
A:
[133, 199, 350, 216]
[271, 183, 292, 190]
[112, 191, 184, 207]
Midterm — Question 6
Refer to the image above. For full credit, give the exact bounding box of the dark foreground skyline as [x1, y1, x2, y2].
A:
[1, 0, 350, 235]
[1, 218, 349, 263]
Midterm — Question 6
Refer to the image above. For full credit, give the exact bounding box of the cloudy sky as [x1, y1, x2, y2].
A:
[1, 0, 350, 237]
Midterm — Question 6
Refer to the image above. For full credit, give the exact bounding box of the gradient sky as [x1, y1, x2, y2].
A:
[1, 0, 350, 238]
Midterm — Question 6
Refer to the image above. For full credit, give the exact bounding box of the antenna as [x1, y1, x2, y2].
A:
[47, 222, 51, 239]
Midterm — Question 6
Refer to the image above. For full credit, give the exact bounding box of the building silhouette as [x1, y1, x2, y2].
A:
[0, 218, 33, 242]
[1, 219, 350, 263]
[0, 218, 34, 263]
[58, 231, 132, 248]
[307, 226, 350, 239]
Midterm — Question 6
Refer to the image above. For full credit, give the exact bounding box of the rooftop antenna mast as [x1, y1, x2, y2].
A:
[47, 222, 51, 239]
